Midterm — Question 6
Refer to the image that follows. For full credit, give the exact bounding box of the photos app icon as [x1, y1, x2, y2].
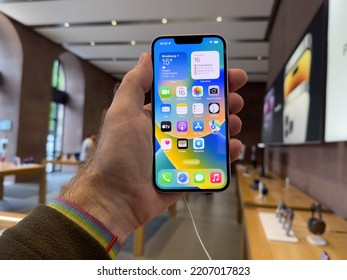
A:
[192, 86, 203, 97]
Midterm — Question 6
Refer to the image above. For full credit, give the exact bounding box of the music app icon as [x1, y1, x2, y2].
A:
[210, 172, 222, 183]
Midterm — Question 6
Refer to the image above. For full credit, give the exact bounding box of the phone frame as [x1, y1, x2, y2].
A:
[151, 34, 230, 192]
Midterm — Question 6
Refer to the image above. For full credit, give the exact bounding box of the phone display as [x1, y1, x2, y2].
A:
[261, 5, 325, 145]
[262, 87, 275, 144]
[283, 33, 312, 143]
[151, 35, 229, 191]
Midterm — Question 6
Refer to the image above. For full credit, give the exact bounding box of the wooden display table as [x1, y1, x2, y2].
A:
[0, 211, 26, 235]
[0, 163, 46, 204]
[133, 202, 179, 257]
[235, 164, 328, 222]
[43, 159, 81, 166]
[243, 207, 347, 260]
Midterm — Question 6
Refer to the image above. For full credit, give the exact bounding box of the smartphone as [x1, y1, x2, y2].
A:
[151, 35, 229, 192]
[283, 33, 312, 143]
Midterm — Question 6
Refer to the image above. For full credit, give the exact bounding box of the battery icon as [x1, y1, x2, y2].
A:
[214, 41, 219, 44]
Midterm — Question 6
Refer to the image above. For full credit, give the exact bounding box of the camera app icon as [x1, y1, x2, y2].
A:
[208, 85, 219, 95]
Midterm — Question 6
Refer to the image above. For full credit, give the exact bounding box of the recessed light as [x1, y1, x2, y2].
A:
[90, 41, 96, 46]
[216, 16, 223, 22]
[111, 20, 117, 26]
[130, 40, 136, 46]
[162, 18, 168, 24]
[64, 22, 70, 28]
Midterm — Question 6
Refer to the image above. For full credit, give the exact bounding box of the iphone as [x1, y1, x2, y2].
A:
[152, 35, 230, 191]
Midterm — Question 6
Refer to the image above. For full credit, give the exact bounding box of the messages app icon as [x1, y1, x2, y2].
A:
[194, 172, 205, 183]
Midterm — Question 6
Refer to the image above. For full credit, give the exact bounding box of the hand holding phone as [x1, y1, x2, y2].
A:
[152, 35, 230, 192]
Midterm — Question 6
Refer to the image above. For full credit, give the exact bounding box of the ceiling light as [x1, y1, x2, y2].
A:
[216, 16, 223, 22]
[111, 20, 117, 26]
[130, 40, 136, 46]
[64, 22, 70, 28]
[162, 18, 168, 24]
[257, 55, 263, 61]
[90, 41, 96, 46]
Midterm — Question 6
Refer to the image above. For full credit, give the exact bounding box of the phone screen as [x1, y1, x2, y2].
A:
[283, 33, 312, 143]
[152, 35, 229, 191]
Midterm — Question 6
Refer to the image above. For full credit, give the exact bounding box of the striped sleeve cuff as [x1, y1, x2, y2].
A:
[48, 198, 120, 259]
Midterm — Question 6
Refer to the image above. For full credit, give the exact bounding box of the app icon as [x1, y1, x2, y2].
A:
[209, 103, 220, 114]
[193, 121, 204, 132]
[176, 103, 188, 115]
[160, 86, 171, 98]
[210, 172, 222, 183]
[194, 172, 205, 183]
[160, 172, 173, 184]
[193, 138, 205, 150]
[192, 86, 203, 97]
[177, 139, 188, 149]
[176, 86, 187, 97]
[192, 103, 204, 114]
[177, 172, 189, 184]
[161, 138, 172, 150]
[161, 104, 171, 113]
[161, 121, 172, 132]
[209, 120, 221, 133]
[208, 85, 220, 95]
[176, 121, 188, 132]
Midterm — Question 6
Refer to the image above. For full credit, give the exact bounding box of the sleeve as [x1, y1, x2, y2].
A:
[0, 205, 111, 260]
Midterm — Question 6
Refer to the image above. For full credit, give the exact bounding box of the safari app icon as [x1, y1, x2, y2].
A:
[177, 172, 189, 184]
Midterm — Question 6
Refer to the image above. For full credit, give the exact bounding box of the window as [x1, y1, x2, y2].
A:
[46, 59, 67, 172]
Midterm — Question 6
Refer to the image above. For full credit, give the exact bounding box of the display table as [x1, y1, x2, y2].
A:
[43, 159, 81, 166]
[235, 164, 328, 222]
[243, 207, 347, 259]
[0, 211, 26, 235]
[133, 203, 179, 257]
[0, 163, 46, 204]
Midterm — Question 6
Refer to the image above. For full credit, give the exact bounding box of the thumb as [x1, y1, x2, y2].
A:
[113, 53, 153, 110]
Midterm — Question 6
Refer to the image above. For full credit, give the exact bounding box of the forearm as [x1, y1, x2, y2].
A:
[0, 205, 112, 260]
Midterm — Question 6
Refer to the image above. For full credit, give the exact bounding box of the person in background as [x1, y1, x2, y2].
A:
[0, 53, 247, 259]
[79, 133, 97, 162]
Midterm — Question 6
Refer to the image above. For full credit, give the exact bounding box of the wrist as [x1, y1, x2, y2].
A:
[59, 168, 138, 244]
[48, 198, 121, 259]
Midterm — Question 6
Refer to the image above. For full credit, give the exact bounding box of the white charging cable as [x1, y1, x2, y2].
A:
[182, 194, 212, 260]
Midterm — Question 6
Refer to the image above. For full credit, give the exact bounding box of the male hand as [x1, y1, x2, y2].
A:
[61, 53, 247, 243]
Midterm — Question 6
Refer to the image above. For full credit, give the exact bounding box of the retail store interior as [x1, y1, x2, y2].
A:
[0, 0, 346, 260]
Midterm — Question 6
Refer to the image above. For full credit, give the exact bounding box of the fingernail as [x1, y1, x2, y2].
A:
[137, 53, 146, 66]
